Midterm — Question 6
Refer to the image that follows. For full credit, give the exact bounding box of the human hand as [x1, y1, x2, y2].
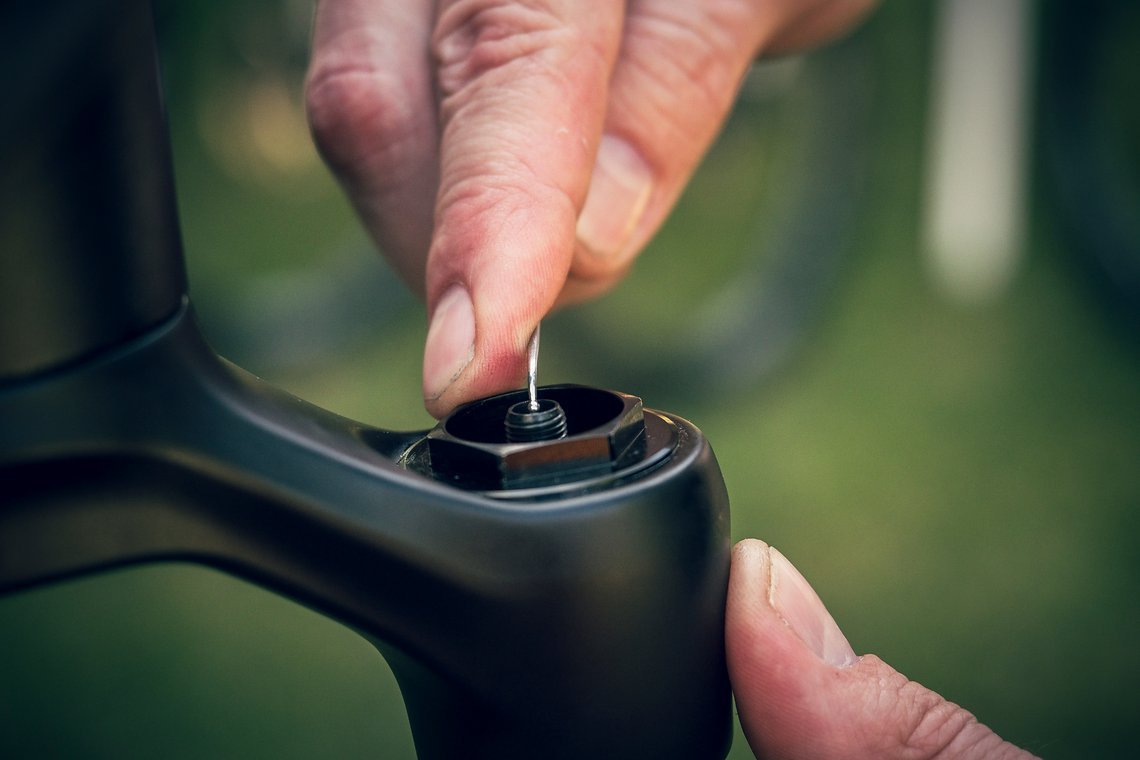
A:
[727, 539, 1037, 759]
[306, 0, 876, 417]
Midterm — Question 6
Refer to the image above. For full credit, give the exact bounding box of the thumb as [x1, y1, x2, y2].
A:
[726, 539, 1036, 760]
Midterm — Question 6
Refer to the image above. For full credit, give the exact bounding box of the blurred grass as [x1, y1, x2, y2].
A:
[2, 1, 1139, 758]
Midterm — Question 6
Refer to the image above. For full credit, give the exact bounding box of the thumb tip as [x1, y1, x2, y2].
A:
[730, 539, 856, 668]
[767, 545, 857, 668]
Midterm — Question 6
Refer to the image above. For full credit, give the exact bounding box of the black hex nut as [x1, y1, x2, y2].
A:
[419, 385, 647, 491]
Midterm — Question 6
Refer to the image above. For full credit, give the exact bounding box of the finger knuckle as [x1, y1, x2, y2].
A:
[436, 170, 573, 249]
[432, 0, 581, 100]
[649, 4, 752, 89]
[305, 64, 421, 184]
[621, 6, 751, 146]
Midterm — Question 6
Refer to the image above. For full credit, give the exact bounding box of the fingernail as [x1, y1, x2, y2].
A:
[576, 135, 652, 259]
[424, 284, 475, 401]
[768, 547, 856, 667]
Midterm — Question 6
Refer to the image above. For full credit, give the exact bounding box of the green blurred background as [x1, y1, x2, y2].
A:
[2, 1, 1138, 757]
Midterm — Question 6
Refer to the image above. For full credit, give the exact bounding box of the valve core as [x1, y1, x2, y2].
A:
[504, 397, 568, 442]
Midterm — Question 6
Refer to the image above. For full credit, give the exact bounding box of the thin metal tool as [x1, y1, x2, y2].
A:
[527, 324, 541, 410]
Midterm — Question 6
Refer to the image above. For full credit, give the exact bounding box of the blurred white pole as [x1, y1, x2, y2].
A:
[923, 0, 1034, 304]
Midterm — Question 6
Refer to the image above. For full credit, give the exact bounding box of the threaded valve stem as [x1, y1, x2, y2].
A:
[504, 397, 568, 442]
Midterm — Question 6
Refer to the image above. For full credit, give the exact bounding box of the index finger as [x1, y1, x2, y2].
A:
[422, 0, 624, 416]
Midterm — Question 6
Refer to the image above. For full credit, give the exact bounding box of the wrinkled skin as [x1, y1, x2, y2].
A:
[306, 0, 877, 417]
[306, 4, 1037, 757]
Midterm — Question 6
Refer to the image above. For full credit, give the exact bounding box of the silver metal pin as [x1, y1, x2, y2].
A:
[526, 324, 540, 411]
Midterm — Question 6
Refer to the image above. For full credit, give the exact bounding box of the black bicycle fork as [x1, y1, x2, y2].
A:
[0, 4, 732, 758]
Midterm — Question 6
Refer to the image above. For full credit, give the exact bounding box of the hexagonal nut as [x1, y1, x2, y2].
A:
[418, 385, 647, 491]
